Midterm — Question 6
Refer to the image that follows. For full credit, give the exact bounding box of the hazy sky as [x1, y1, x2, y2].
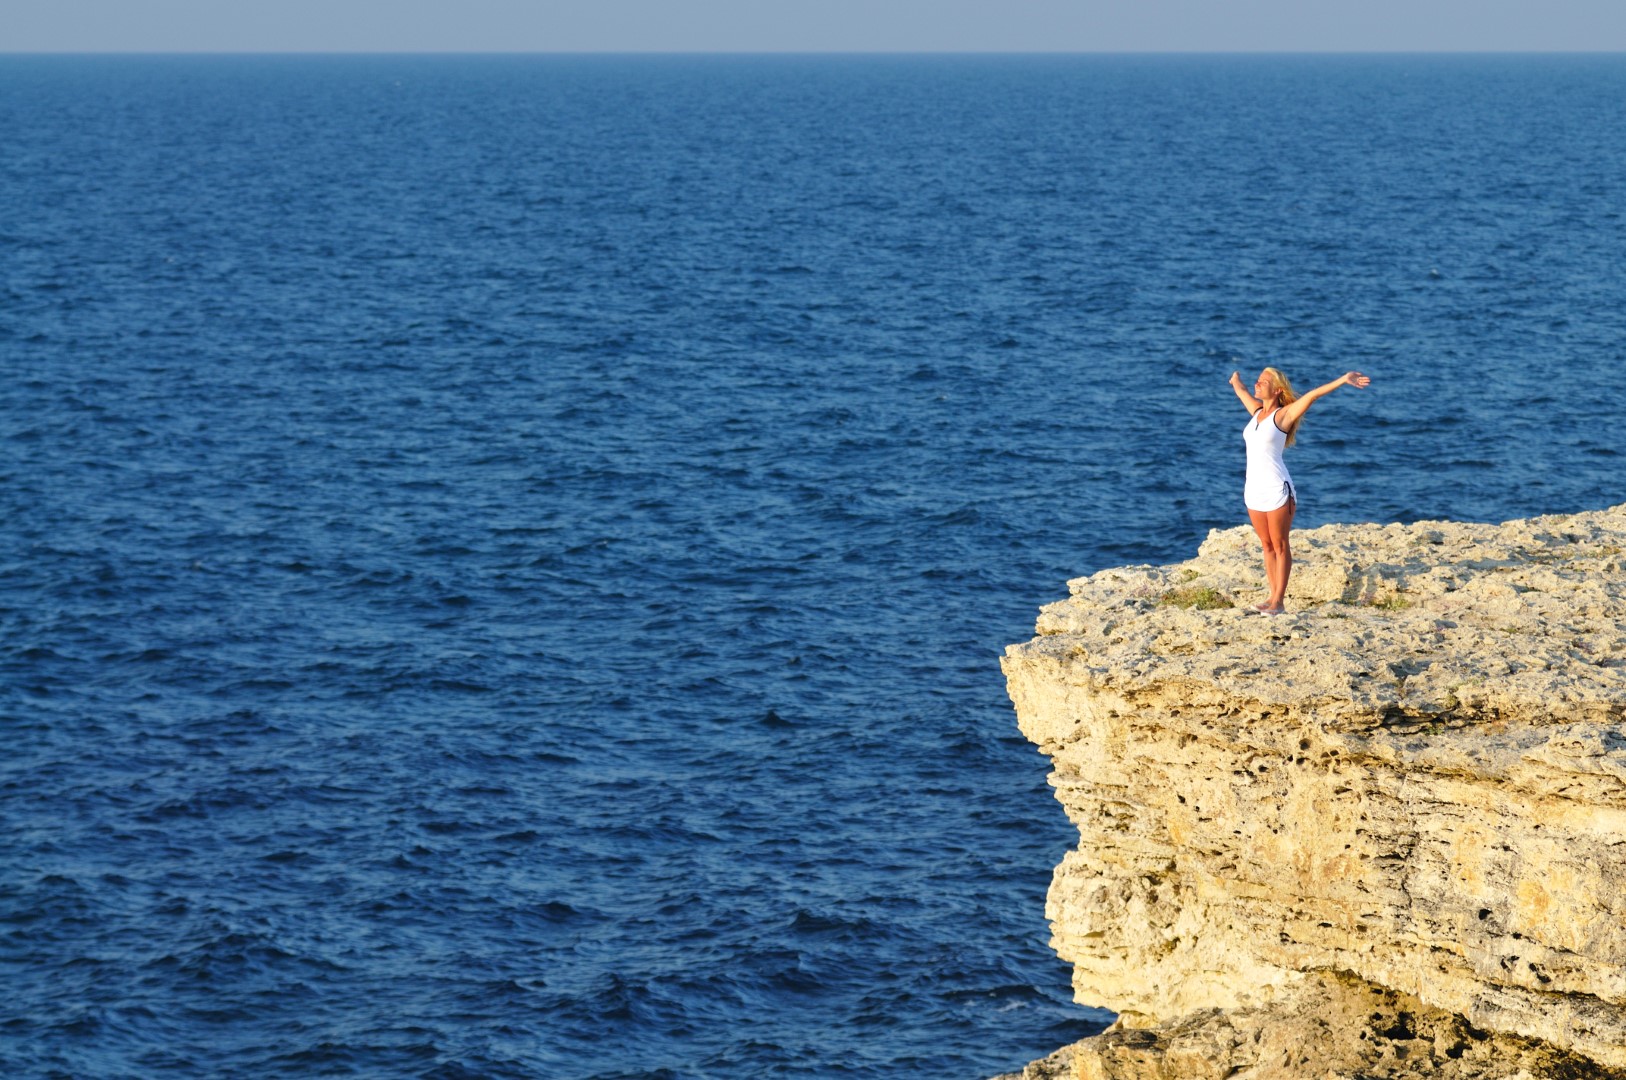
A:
[8, 0, 1626, 53]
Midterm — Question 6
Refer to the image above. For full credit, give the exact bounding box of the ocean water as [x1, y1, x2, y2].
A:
[3, 54, 1626, 1079]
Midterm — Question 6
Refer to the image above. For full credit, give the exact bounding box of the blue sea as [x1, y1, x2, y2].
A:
[4, 54, 1626, 1079]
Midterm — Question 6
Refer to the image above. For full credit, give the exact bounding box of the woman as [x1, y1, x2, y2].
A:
[1229, 367, 1371, 613]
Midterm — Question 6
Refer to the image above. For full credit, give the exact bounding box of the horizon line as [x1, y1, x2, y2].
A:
[5, 48, 1626, 57]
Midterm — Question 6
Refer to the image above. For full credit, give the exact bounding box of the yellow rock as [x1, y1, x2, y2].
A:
[999, 505, 1626, 1079]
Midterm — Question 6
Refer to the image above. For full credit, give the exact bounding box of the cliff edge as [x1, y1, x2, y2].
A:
[998, 505, 1626, 1080]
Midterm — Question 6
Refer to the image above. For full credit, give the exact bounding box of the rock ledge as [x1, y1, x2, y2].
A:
[998, 505, 1626, 1079]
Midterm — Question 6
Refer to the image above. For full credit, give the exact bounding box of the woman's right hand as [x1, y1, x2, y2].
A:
[1229, 371, 1244, 387]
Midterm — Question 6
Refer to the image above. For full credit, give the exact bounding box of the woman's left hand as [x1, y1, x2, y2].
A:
[1342, 371, 1371, 389]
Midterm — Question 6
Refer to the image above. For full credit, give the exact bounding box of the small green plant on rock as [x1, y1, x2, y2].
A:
[1369, 593, 1413, 612]
[1157, 585, 1231, 610]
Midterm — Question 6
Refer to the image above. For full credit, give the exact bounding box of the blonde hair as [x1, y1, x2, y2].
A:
[1261, 367, 1300, 446]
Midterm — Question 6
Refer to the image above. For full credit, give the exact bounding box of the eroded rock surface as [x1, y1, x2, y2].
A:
[992, 972, 1624, 1080]
[998, 505, 1626, 1079]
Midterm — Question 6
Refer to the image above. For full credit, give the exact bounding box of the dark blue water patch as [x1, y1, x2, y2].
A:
[5, 52, 1626, 1079]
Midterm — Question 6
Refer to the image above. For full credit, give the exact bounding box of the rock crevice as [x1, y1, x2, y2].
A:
[1000, 506, 1626, 1079]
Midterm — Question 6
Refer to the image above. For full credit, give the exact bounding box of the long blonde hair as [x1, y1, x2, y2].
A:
[1261, 367, 1300, 446]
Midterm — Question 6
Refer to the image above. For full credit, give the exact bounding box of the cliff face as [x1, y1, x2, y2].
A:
[999, 506, 1626, 1080]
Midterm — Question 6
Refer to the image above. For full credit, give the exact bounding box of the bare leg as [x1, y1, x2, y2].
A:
[1248, 499, 1296, 611]
[1248, 508, 1279, 607]
[1261, 498, 1295, 610]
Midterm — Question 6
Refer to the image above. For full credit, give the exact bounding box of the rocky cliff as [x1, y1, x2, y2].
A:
[997, 505, 1626, 1080]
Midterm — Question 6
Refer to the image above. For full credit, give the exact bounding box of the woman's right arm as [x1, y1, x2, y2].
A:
[1229, 371, 1262, 414]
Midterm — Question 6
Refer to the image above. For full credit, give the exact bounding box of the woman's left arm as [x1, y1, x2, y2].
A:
[1275, 371, 1371, 430]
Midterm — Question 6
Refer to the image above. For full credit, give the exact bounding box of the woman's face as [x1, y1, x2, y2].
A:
[1253, 371, 1276, 401]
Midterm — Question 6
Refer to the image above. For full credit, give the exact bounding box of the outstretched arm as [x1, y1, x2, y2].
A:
[1276, 371, 1371, 430]
[1229, 371, 1263, 414]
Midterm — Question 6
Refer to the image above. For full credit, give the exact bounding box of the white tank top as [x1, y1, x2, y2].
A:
[1243, 409, 1296, 512]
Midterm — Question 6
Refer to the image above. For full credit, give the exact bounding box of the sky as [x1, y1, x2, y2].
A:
[6, 0, 1626, 53]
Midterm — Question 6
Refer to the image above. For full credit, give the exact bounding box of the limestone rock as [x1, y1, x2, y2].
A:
[999, 973, 1624, 1080]
[999, 505, 1626, 1079]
